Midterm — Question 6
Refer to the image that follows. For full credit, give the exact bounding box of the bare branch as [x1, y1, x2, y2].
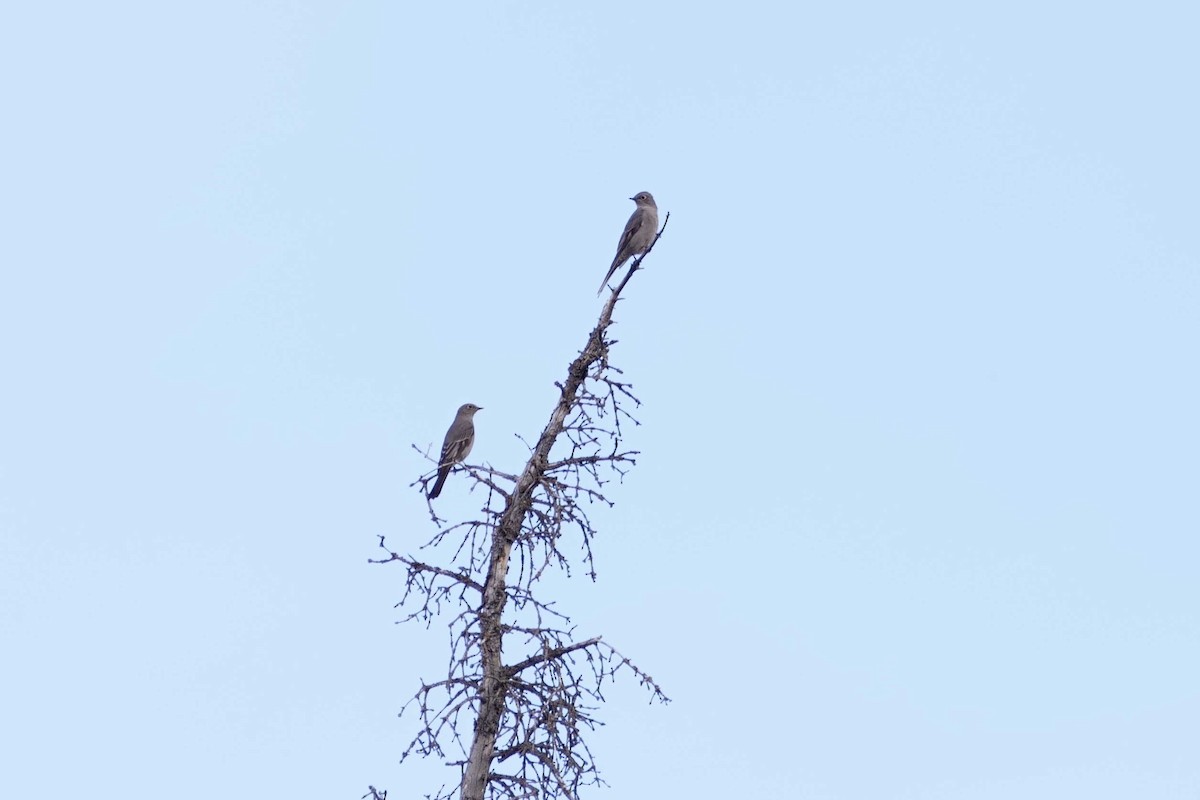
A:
[505, 636, 603, 677]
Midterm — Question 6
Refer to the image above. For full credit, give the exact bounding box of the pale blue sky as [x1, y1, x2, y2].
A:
[2, 3, 1198, 798]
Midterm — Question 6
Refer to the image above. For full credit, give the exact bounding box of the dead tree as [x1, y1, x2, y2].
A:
[369, 216, 670, 800]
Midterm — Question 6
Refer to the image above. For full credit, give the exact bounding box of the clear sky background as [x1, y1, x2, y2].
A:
[2, 3, 1198, 798]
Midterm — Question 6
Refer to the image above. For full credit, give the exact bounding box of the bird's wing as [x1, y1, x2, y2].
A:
[440, 430, 473, 466]
[597, 209, 651, 295]
[614, 208, 649, 261]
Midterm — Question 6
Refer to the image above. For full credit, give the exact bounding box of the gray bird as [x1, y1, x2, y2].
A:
[429, 403, 482, 500]
[597, 191, 658, 296]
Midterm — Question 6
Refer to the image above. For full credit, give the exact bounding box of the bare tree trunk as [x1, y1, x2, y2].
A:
[460, 302, 618, 800]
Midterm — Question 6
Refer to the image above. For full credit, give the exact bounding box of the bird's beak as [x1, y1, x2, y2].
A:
[628, 196, 636, 201]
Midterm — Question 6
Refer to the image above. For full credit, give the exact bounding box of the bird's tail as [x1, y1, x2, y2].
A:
[429, 466, 450, 499]
[596, 263, 620, 296]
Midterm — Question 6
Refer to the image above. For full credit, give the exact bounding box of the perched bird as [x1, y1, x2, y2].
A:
[596, 191, 658, 296]
[429, 403, 482, 500]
